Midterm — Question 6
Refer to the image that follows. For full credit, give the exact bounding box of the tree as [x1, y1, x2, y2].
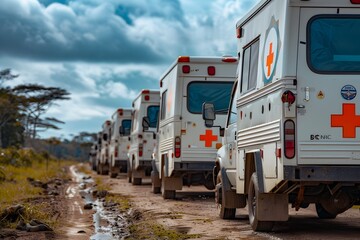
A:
[0, 69, 23, 147]
[12, 84, 70, 139]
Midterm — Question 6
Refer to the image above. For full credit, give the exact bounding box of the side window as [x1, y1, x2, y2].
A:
[228, 82, 239, 126]
[160, 90, 167, 120]
[241, 39, 259, 93]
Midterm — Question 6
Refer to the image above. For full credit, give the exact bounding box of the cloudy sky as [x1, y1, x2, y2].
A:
[0, 0, 259, 140]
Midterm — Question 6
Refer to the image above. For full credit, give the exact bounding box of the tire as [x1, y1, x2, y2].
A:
[162, 189, 175, 199]
[216, 171, 236, 219]
[127, 160, 132, 183]
[316, 203, 337, 219]
[151, 171, 161, 194]
[132, 177, 142, 185]
[110, 172, 117, 178]
[248, 173, 274, 232]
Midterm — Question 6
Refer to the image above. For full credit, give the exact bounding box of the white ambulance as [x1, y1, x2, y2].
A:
[89, 143, 97, 171]
[108, 108, 132, 178]
[203, 0, 360, 232]
[98, 120, 111, 175]
[152, 56, 237, 199]
[128, 90, 160, 185]
[94, 131, 101, 173]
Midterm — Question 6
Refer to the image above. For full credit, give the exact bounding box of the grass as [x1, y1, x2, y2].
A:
[105, 193, 132, 212]
[0, 148, 75, 229]
[128, 221, 201, 240]
[93, 176, 111, 192]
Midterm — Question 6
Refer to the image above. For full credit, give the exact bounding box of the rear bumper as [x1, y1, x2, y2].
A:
[284, 165, 360, 182]
[174, 161, 214, 172]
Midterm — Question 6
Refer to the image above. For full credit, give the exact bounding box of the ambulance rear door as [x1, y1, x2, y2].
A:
[296, 7, 360, 165]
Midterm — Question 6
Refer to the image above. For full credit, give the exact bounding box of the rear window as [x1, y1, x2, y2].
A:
[308, 15, 360, 73]
[147, 105, 159, 128]
[187, 82, 234, 114]
[121, 119, 131, 136]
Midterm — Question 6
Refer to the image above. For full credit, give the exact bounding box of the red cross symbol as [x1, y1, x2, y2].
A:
[331, 103, 360, 138]
[266, 42, 274, 77]
[200, 130, 218, 147]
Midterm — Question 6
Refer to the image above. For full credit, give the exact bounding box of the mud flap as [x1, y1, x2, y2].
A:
[257, 193, 289, 221]
[151, 171, 161, 188]
[162, 176, 182, 191]
[221, 168, 246, 208]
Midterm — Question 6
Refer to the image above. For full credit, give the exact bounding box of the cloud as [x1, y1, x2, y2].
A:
[0, 0, 260, 139]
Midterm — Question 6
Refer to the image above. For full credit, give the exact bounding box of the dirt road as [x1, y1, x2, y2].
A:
[95, 172, 360, 240]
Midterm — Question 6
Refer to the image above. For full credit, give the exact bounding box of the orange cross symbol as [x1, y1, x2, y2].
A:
[200, 130, 218, 147]
[266, 42, 274, 77]
[331, 103, 360, 138]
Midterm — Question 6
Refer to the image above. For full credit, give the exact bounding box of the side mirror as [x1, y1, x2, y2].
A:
[202, 102, 215, 128]
[142, 116, 150, 131]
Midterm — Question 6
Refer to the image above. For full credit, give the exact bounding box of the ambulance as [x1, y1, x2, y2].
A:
[94, 131, 101, 173]
[89, 143, 97, 171]
[202, 0, 360, 232]
[108, 108, 132, 178]
[98, 120, 111, 175]
[128, 90, 160, 185]
[152, 56, 237, 199]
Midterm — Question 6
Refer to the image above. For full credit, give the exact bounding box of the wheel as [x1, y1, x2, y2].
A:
[151, 171, 161, 194]
[248, 173, 274, 232]
[127, 160, 132, 183]
[162, 188, 175, 199]
[316, 203, 337, 219]
[110, 172, 117, 178]
[132, 177, 142, 185]
[216, 171, 236, 219]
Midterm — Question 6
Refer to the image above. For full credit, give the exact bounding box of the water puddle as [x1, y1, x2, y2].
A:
[69, 165, 130, 240]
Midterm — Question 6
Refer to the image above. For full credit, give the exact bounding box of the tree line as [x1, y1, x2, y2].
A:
[0, 68, 70, 148]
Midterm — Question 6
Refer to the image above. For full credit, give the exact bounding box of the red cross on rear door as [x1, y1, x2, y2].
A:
[331, 103, 360, 138]
[200, 130, 218, 148]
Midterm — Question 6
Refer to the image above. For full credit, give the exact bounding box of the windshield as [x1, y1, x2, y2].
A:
[147, 105, 159, 128]
[121, 119, 131, 136]
[187, 81, 234, 114]
[308, 15, 360, 73]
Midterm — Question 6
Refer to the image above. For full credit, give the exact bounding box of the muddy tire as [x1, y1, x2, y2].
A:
[152, 186, 161, 194]
[216, 171, 236, 219]
[110, 172, 117, 178]
[316, 203, 337, 219]
[132, 177, 142, 185]
[248, 173, 274, 232]
[162, 189, 175, 199]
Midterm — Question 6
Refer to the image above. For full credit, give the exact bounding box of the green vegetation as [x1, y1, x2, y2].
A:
[0, 147, 74, 228]
[128, 221, 201, 240]
[105, 193, 132, 212]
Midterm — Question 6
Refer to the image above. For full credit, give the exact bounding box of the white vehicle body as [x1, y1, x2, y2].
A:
[94, 131, 101, 173]
[152, 56, 237, 198]
[98, 120, 111, 175]
[89, 144, 97, 171]
[108, 108, 132, 178]
[212, 0, 360, 231]
[128, 90, 160, 185]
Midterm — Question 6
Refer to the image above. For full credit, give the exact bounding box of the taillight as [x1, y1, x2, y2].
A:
[118, 108, 123, 116]
[284, 120, 295, 159]
[182, 65, 190, 73]
[174, 136, 181, 158]
[207, 66, 215, 75]
[115, 148, 118, 158]
[139, 143, 143, 157]
[351, 0, 360, 3]
[281, 90, 296, 104]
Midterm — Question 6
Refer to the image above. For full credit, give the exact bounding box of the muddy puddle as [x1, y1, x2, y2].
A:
[68, 166, 130, 240]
